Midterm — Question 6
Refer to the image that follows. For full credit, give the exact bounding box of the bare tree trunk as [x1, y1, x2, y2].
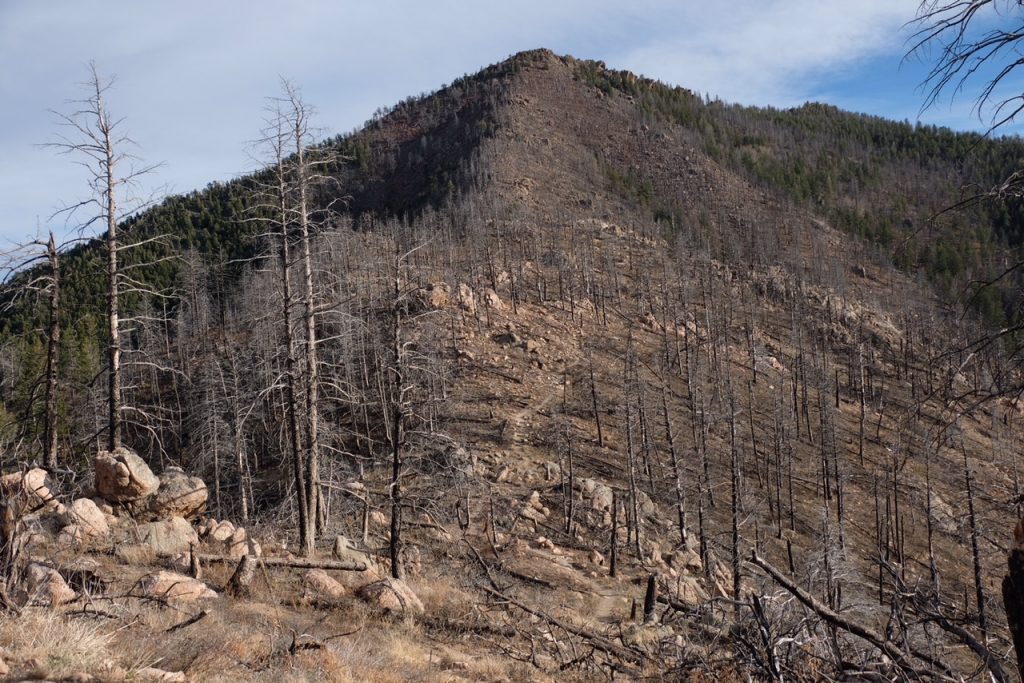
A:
[390, 399, 404, 580]
[43, 232, 61, 468]
[661, 389, 688, 549]
[102, 100, 122, 451]
[284, 91, 325, 551]
[276, 155, 309, 555]
[589, 352, 603, 448]
[389, 253, 407, 581]
[625, 401, 642, 561]
[963, 442, 988, 636]
[730, 390, 742, 607]
[609, 490, 618, 578]
[643, 573, 658, 624]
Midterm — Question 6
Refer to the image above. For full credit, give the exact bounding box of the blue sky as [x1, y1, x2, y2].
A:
[0, 0, 1018, 244]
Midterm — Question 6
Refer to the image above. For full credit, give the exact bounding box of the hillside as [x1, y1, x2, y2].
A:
[0, 48, 1023, 681]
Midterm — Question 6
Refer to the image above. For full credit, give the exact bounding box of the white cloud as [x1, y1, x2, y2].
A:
[0, 0, 945, 242]
[614, 0, 918, 106]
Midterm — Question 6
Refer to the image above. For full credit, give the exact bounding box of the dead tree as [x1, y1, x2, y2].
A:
[47, 64, 158, 451]
[250, 102, 310, 553]
[0, 231, 64, 467]
[277, 81, 339, 545]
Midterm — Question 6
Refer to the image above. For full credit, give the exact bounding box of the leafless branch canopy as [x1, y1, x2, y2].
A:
[910, 1, 1024, 133]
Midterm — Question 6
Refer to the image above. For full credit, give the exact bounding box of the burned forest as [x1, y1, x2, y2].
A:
[3, 48, 1024, 681]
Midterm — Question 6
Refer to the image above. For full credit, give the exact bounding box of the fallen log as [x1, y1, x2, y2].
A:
[159, 552, 368, 572]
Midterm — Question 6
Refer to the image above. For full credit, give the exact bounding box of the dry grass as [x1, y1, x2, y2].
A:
[0, 609, 147, 679]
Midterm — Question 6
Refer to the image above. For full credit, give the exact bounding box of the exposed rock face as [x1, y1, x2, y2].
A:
[302, 569, 347, 601]
[149, 467, 207, 520]
[417, 282, 450, 310]
[20, 562, 76, 606]
[668, 547, 703, 575]
[135, 571, 217, 603]
[62, 498, 110, 537]
[94, 447, 159, 503]
[136, 516, 198, 555]
[357, 577, 424, 615]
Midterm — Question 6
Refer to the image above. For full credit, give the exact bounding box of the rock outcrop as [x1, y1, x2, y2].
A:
[136, 516, 198, 555]
[94, 447, 159, 503]
[149, 467, 208, 520]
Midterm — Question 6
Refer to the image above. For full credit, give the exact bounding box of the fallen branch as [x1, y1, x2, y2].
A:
[748, 552, 954, 680]
[481, 585, 645, 667]
[166, 609, 209, 633]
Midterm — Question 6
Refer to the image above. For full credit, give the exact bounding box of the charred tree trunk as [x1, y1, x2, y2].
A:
[43, 232, 61, 468]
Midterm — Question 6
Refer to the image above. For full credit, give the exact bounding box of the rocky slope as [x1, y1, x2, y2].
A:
[0, 49, 1022, 681]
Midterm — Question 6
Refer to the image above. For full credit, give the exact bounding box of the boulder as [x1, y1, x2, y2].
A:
[57, 524, 86, 547]
[457, 283, 476, 315]
[196, 518, 217, 538]
[62, 498, 109, 537]
[136, 516, 198, 556]
[591, 484, 614, 512]
[135, 571, 217, 603]
[638, 491, 658, 518]
[209, 520, 235, 543]
[668, 547, 703, 575]
[135, 668, 186, 683]
[149, 467, 207, 520]
[0, 468, 57, 512]
[94, 447, 159, 503]
[302, 569, 347, 601]
[357, 577, 424, 615]
[20, 562, 76, 606]
[483, 288, 505, 311]
[227, 527, 248, 559]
